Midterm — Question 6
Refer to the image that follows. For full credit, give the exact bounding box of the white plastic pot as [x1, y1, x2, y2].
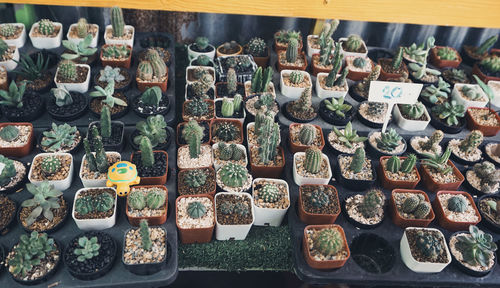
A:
[72, 187, 117, 231]
[215, 192, 254, 240]
[400, 227, 451, 273]
[29, 21, 63, 49]
[79, 152, 121, 188]
[54, 64, 91, 93]
[66, 23, 99, 47]
[393, 104, 431, 131]
[489, 80, 500, 108]
[246, 122, 281, 149]
[184, 83, 215, 101]
[292, 152, 332, 186]
[244, 81, 276, 98]
[212, 142, 248, 171]
[28, 153, 74, 191]
[451, 83, 488, 109]
[1, 23, 26, 47]
[280, 70, 312, 99]
[339, 37, 368, 59]
[189, 57, 214, 67]
[177, 144, 213, 170]
[251, 178, 290, 226]
[306, 35, 320, 59]
[0, 47, 19, 72]
[186, 66, 216, 85]
[214, 98, 246, 125]
[104, 25, 135, 47]
[188, 43, 216, 61]
[315, 72, 348, 99]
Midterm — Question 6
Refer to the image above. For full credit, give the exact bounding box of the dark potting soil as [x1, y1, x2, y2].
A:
[140, 36, 171, 49]
[1, 91, 43, 121]
[64, 231, 115, 276]
[479, 63, 500, 78]
[95, 68, 131, 90]
[0, 195, 15, 231]
[89, 93, 128, 115]
[319, 99, 355, 124]
[20, 198, 67, 232]
[186, 85, 214, 100]
[379, 58, 405, 75]
[178, 168, 216, 196]
[190, 44, 214, 53]
[132, 152, 167, 177]
[46, 92, 87, 117]
[215, 100, 244, 118]
[16, 71, 53, 92]
[406, 229, 449, 263]
[191, 59, 214, 67]
[178, 122, 210, 145]
[132, 93, 170, 115]
[30, 50, 58, 70]
[397, 104, 429, 121]
[216, 83, 245, 98]
[89, 122, 123, 147]
[56, 66, 89, 83]
[301, 185, 340, 215]
[216, 194, 253, 225]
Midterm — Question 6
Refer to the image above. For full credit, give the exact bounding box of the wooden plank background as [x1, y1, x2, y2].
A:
[4, 0, 500, 28]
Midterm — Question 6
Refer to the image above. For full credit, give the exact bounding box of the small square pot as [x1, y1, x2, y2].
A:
[182, 99, 215, 122]
[378, 58, 409, 81]
[177, 167, 216, 197]
[1, 23, 26, 47]
[185, 66, 216, 85]
[249, 146, 285, 179]
[393, 104, 431, 131]
[214, 98, 245, 125]
[126, 185, 168, 226]
[215, 192, 255, 240]
[54, 64, 91, 93]
[298, 184, 340, 225]
[430, 46, 462, 69]
[210, 118, 243, 144]
[302, 224, 350, 270]
[433, 190, 481, 231]
[288, 123, 325, 154]
[79, 152, 121, 187]
[28, 152, 74, 191]
[280, 70, 312, 99]
[216, 43, 243, 58]
[277, 51, 308, 72]
[451, 83, 488, 109]
[66, 23, 99, 47]
[390, 189, 435, 228]
[311, 54, 338, 76]
[122, 226, 167, 275]
[176, 194, 215, 244]
[176, 120, 211, 147]
[378, 156, 420, 190]
[188, 43, 216, 60]
[306, 35, 320, 58]
[293, 152, 332, 186]
[29, 21, 63, 49]
[339, 37, 368, 59]
[130, 151, 168, 185]
[466, 107, 500, 137]
[251, 178, 290, 226]
[136, 70, 168, 93]
[0, 122, 33, 157]
[419, 161, 464, 193]
[72, 187, 118, 230]
[345, 56, 373, 81]
[213, 142, 248, 171]
[472, 63, 500, 84]
[335, 154, 377, 191]
[100, 44, 132, 69]
[0, 46, 19, 71]
[315, 72, 349, 99]
[245, 45, 270, 67]
[104, 25, 135, 47]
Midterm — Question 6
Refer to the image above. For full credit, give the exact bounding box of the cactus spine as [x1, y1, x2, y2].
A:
[386, 156, 401, 173]
[58, 60, 77, 81]
[257, 114, 280, 165]
[401, 154, 417, 173]
[110, 6, 125, 37]
[459, 130, 483, 154]
[38, 19, 55, 36]
[221, 97, 234, 117]
[182, 120, 204, 159]
[227, 68, 237, 94]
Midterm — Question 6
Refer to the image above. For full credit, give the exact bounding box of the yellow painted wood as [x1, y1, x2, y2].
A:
[4, 0, 500, 28]
[311, 20, 325, 35]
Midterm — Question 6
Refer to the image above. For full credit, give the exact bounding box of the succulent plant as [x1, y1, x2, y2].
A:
[146, 188, 166, 209]
[139, 219, 152, 251]
[257, 113, 280, 165]
[402, 194, 421, 213]
[349, 147, 366, 173]
[260, 184, 280, 203]
[62, 34, 97, 62]
[420, 77, 450, 104]
[194, 36, 209, 50]
[415, 230, 442, 261]
[0, 125, 19, 142]
[51, 86, 73, 107]
[419, 130, 444, 153]
[7, 231, 56, 277]
[375, 129, 402, 152]
[344, 34, 363, 52]
[253, 93, 275, 112]
[83, 126, 108, 173]
[139, 136, 154, 167]
[21, 181, 63, 226]
[220, 41, 239, 54]
[289, 71, 304, 85]
[366, 101, 386, 116]
[447, 196, 467, 213]
[353, 57, 367, 68]
[358, 189, 384, 218]
[186, 98, 209, 117]
[14, 52, 50, 81]
[385, 156, 401, 173]
[38, 19, 55, 36]
[332, 122, 367, 149]
[458, 130, 483, 154]
[74, 236, 100, 262]
[403, 42, 427, 63]
[461, 85, 483, 100]
[313, 228, 343, 256]
[445, 69, 468, 83]
[0, 81, 26, 108]
[187, 201, 207, 219]
[456, 225, 497, 267]
[247, 37, 267, 57]
[275, 30, 301, 44]
[401, 193, 431, 219]
[195, 55, 211, 66]
[421, 148, 453, 175]
[401, 154, 417, 173]
[437, 47, 457, 61]
[215, 121, 239, 142]
[110, 6, 125, 37]
[182, 120, 204, 159]
[40, 155, 61, 176]
[76, 18, 89, 38]
[391, 47, 404, 71]
[90, 81, 127, 108]
[479, 55, 500, 74]
[57, 60, 77, 81]
[233, 201, 250, 216]
[219, 201, 234, 215]
[0, 24, 16, 37]
[99, 66, 125, 83]
[432, 100, 466, 126]
[286, 38, 298, 63]
[354, 65, 381, 97]
[226, 68, 237, 95]
[75, 191, 114, 215]
[219, 163, 248, 188]
[184, 169, 208, 188]
[472, 161, 500, 194]
[289, 87, 314, 115]
[0, 155, 16, 186]
[133, 115, 167, 147]
[409, 61, 441, 80]
[250, 66, 273, 93]
[474, 35, 498, 55]
[323, 96, 352, 118]
[137, 49, 167, 81]
[102, 45, 130, 59]
[400, 102, 425, 119]
[298, 124, 316, 146]
[128, 190, 146, 210]
[307, 186, 330, 208]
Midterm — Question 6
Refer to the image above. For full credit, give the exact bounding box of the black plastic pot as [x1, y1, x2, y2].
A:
[88, 121, 125, 152]
[37, 127, 83, 154]
[357, 110, 386, 129]
[342, 196, 385, 230]
[430, 111, 465, 134]
[350, 233, 395, 274]
[281, 101, 317, 123]
[46, 92, 89, 121]
[243, 94, 280, 123]
[318, 98, 356, 126]
[89, 96, 130, 120]
[335, 154, 377, 191]
[93, 68, 133, 92]
[0, 196, 17, 235]
[1, 91, 44, 122]
[477, 194, 500, 233]
[368, 48, 393, 64]
[448, 145, 481, 166]
[129, 128, 172, 152]
[366, 131, 407, 159]
[348, 85, 368, 103]
[463, 172, 488, 196]
[131, 93, 171, 118]
[17, 195, 70, 234]
[0, 160, 29, 194]
[449, 231, 496, 277]
[482, 143, 500, 167]
[64, 231, 117, 281]
[122, 226, 168, 275]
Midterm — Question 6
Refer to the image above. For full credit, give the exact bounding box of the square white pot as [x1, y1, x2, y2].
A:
[315, 72, 348, 99]
[280, 70, 312, 99]
[29, 22, 63, 49]
[214, 98, 246, 125]
[0, 47, 19, 72]
[488, 80, 500, 107]
[1, 23, 26, 47]
[293, 152, 332, 186]
[212, 142, 248, 171]
[104, 25, 135, 47]
[184, 83, 215, 101]
[246, 122, 281, 149]
[66, 23, 99, 47]
[28, 152, 74, 191]
[306, 35, 320, 59]
[177, 145, 213, 170]
[451, 83, 488, 109]
[251, 178, 290, 226]
[186, 66, 216, 85]
[54, 64, 91, 93]
[244, 81, 276, 98]
[339, 37, 368, 59]
[72, 187, 117, 230]
[79, 152, 121, 188]
[400, 227, 451, 273]
[188, 43, 216, 61]
[393, 104, 431, 131]
[215, 192, 255, 240]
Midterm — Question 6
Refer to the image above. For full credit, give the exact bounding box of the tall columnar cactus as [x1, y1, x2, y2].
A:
[227, 68, 237, 94]
[38, 19, 55, 36]
[257, 114, 279, 165]
[419, 130, 444, 152]
[358, 189, 383, 218]
[83, 138, 97, 172]
[76, 18, 89, 38]
[110, 6, 125, 38]
[391, 47, 403, 70]
[459, 130, 483, 154]
[401, 154, 417, 173]
[139, 219, 152, 251]
[476, 35, 498, 55]
[304, 147, 322, 174]
[298, 124, 316, 146]
[221, 97, 234, 117]
[58, 60, 77, 81]
[182, 120, 204, 159]
[139, 136, 154, 167]
[349, 148, 365, 173]
[331, 42, 343, 74]
[313, 228, 343, 257]
[333, 67, 349, 88]
[386, 156, 401, 173]
[91, 126, 109, 173]
[286, 38, 298, 63]
[100, 105, 112, 138]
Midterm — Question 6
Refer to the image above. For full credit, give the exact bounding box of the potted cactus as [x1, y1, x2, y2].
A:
[465, 161, 500, 195]
[95, 66, 131, 91]
[188, 36, 215, 60]
[214, 95, 245, 124]
[176, 194, 215, 244]
[344, 189, 385, 229]
[215, 67, 244, 98]
[72, 187, 117, 230]
[212, 142, 247, 171]
[126, 185, 168, 226]
[430, 100, 466, 134]
[176, 120, 210, 146]
[466, 76, 500, 136]
[0, 38, 18, 71]
[451, 83, 488, 109]
[29, 19, 63, 49]
[447, 130, 483, 165]
[216, 40, 243, 58]
[400, 227, 451, 273]
[346, 56, 374, 81]
[283, 88, 317, 123]
[66, 17, 99, 47]
[311, 40, 342, 76]
[244, 93, 280, 122]
[433, 191, 481, 231]
[244, 37, 269, 67]
[177, 120, 213, 170]
[46, 86, 88, 121]
[0, 22, 26, 47]
[100, 44, 132, 69]
[186, 66, 215, 84]
[251, 178, 289, 226]
[318, 94, 354, 125]
[138, 46, 171, 66]
[39, 123, 81, 154]
[274, 30, 303, 52]
[216, 162, 253, 193]
[185, 76, 215, 100]
[0, 122, 34, 157]
[298, 184, 340, 225]
[88, 107, 125, 152]
[210, 118, 243, 144]
[462, 35, 497, 65]
[104, 6, 134, 47]
[0, 80, 44, 122]
[244, 66, 275, 97]
[0, 155, 28, 194]
[367, 128, 407, 158]
[132, 86, 170, 117]
[28, 152, 74, 191]
[302, 224, 350, 270]
[419, 148, 464, 193]
[190, 55, 214, 67]
[214, 192, 254, 240]
[136, 49, 168, 92]
[379, 155, 420, 190]
[307, 20, 338, 58]
[61, 34, 98, 65]
[472, 55, 500, 83]
[316, 67, 349, 99]
[293, 147, 332, 186]
[246, 111, 281, 148]
[483, 142, 500, 167]
[214, 55, 257, 84]
[409, 130, 444, 157]
[130, 136, 168, 185]
[54, 60, 91, 93]
[130, 115, 170, 151]
[280, 70, 312, 99]
[477, 196, 500, 232]
[182, 98, 215, 122]
[326, 121, 366, 155]
[378, 47, 408, 81]
[89, 81, 128, 118]
[442, 68, 470, 87]
[349, 65, 381, 102]
[419, 77, 451, 106]
[178, 167, 216, 197]
[339, 34, 367, 58]
[393, 101, 431, 131]
[122, 219, 167, 275]
[277, 38, 307, 72]
[430, 46, 462, 68]
[390, 189, 435, 228]
[289, 123, 325, 154]
[336, 147, 376, 191]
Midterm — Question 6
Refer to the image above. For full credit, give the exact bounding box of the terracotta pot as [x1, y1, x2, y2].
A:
[130, 150, 168, 185]
[378, 156, 420, 190]
[390, 189, 435, 228]
[377, 58, 409, 81]
[126, 185, 168, 226]
[419, 160, 464, 193]
[472, 63, 500, 84]
[302, 224, 350, 270]
[181, 99, 215, 122]
[346, 58, 373, 81]
[274, 35, 303, 52]
[244, 45, 270, 67]
[210, 118, 243, 144]
[288, 123, 325, 153]
[433, 190, 481, 231]
[429, 46, 462, 69]
[249, 146, 285, 178]
[177, 167, 216, 197]
[466, 107, 500, 137]
[176, 121, 211, 147]
[310, 54, 338, 77]
[176, 194, 215, 244]
[277, 51, 308, 72]
[136, 68, 168, 92]
[100, 44, 132, 69]
[298, 184, 340, 225]
[0, 122, 33, 157]
[216, 43, 243, 58]
[491, 48, 500, 57]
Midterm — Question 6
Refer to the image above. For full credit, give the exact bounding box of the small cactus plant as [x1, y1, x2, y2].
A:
[472, 161, 500, 194]
[146, 189, 166, 209]
[313, 228, 344, 256]
[139, 136, 155, 167]
[219, 163, 248, 188]
[182, 120, 204, 159]
[304, 147, 322, 174]
[400, 102, 425, 119]
[447, 196, 467, 212]
[57, 60, 77, 81]
[184, 169, 208, 188]
[298, 124, 317, 146]
[76, 18, 89, 38]
[110, 6, 125, 37]
[139, 219, 152, 251]
[401, 193, 431, 219]
[437, 47, 457, 61]
[226, 68, 237, 95]
[40, 156, 61, 176]
[458, 130, 483, 154]
[260, 184, 281, 203]
[128, 190, 146, 210]
[289, 71, 304, 85]
[286, 38, 298, 63]
[349, 148, 366, 173]
[38, 19, 55, 36]
[358, 189, 384, 218]
[187, 201, 207, 219]
[344, 35, 363, 52]
[0, 125, 19, 142]
[247, 37, 267, 57]
[419, 130, 444, 152]
[415, 230, 442, 261]
[141, 86, 162, 107]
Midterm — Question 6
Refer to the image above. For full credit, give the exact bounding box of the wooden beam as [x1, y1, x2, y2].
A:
[4, 0, 500, 28]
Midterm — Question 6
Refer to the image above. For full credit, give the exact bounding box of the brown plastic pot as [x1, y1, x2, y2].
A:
[491, 48, 500, 57]
[346, 60, 373, 81]
[277, 51, 308, 72]
[472, 63, 500, 84]
[378, 156, 420, 190]
[126, 185, 168, 226]
[298, 184, 340, 225]
[181, 99, 215, 122]
[216, 43, 243, 58]
[176, 121, 211, 147]
[378, 58, 409, 81]
[249, 146, 285, 178]
[130, 150, 168, 185]
[288, 123, 325, 154]
[176, 194, 215, 244]
[177, 167, 216, 197]
[433, 190, 481, 231]
[136, 69, 168, 92]
[303, 224, 350, 270]
[244, 45, 270, 67]
[0, 122, 33, 157]
[100, 44, 132, 69]
[419, 160, 464, 193]
[429, 46, 462, 69]
[390, 189, 435, 229]
[466, 107, 500, 137]
[274, 33, 303, 52]
[310, 54, 339, 77]
[210, 118, 243, 144]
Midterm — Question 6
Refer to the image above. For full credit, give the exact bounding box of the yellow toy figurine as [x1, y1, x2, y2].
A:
[106, 161, 140, 196]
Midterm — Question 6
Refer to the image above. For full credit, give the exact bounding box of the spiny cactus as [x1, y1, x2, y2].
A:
[415, 230, 442, 261]
[145, 49, 167, 79]
[386, 156, 401, 173]
[221, 97, 235, 117]
[99, 105, 112, 139]
[139, 219, 152, 251]
[260, 184, 280, 203]
[128, 190, 146, 210]
[376, 129, 402, 152]
[234, 201, 250, 216]
[400, 102, 425, 119]
[367, 102, 386, 116]
[57, 60, 77, 81]
[257, 114, 279, 164]
[472, 161, 500, 194]
[41, 156, 61, 176]
[298, 124, 316, 146]
[102, 45, 130, 59]
[401, 154, 417, 173]
[247, 37, 267, 57]
[353, 57, 366, 68]
[110, 6, 125, 37]
[475, 35, 498, 55]
[75, 191, 114, 215]
[313, 228, 343, 256]
[289, 71, 304, 85]
[38, 19, 55, 36]
[354, 65, 381, 97]
[402, 194, 422, 213]
[219, 163, 248, 187]
[349, 147, 366, 173]
[286, 38, 298, 63]
[139, 136, 154, 167]
[186, 98, 209, 117]
[437, 47, 457, 61]
[250, 66, 273, 93]
[414, 201, 431, 219]
[85, 125, 108, 173]
[187, 201, 207, 219]
[345, 35, 363, 52]
[184, 169, 208, 188]
[358, 189, 383, 218]
[447, 196, 467, 212]
[215, 121, 239, 142]
[190, 81, 210, 99]
[76, 18, 89, 38]
[304, 147, 322, 174]
[401, 193, 431, 219]
[419, 130, 444, 152]
[0, 155, 16, 186]
[0, 125, 19, 142]
[195, 55, 211, 66]
[391, 47, 404, 70]
[227, 68, 237, 94]
[218, 142, 233, 161]
[0, 24, 16, 37]
[308, 186, 330, 208]
[458, 130, 483, 154]
[146, 188, 166, 209]
[182, 120, 204, 159]
[333, 67, 349, 88]
[289, 87, 314, 115]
